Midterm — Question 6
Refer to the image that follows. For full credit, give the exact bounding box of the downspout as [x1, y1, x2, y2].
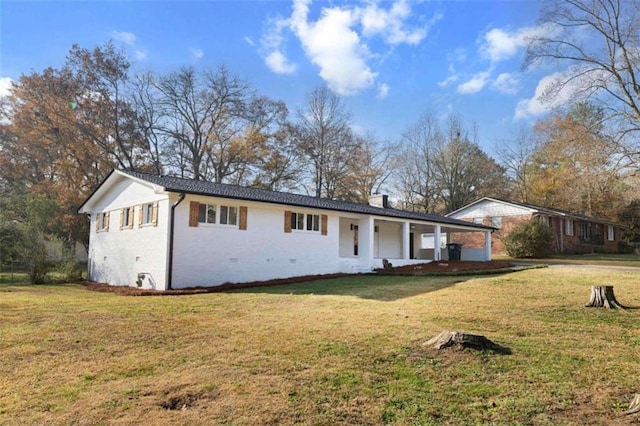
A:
[167, 193, 186, 290]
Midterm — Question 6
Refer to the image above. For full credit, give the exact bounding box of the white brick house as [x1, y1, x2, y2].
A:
[78, 170, 494, 290]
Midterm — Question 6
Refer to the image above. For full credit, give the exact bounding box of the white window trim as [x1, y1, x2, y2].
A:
[607, 225, 615, 241]
[141, 202, 154, 226]
[565, 219, 574, 236]
[198, 203, 238, 227]
[291, 212, 320, 233]
[97, 212, 109, 232]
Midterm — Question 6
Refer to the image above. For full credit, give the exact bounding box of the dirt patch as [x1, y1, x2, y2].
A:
[376, 260, 517, 275]
[81, 273, 352, 296]
[81, 261, 520, 296]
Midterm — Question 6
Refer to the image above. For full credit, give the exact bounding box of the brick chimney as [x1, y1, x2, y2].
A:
[368, 194, 389, 208]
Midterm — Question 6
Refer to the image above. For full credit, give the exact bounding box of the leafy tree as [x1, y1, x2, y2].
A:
[528, 102, 625, 218]
[0, 184, 57, 283]
[502, 219, 554, 258]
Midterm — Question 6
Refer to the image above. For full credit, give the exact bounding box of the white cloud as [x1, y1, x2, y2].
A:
[457, 69, 492, 94]
[492, 72, 519, 95]
[359, 0, 433, 45]
[135, 50, 148, 60]
[480, 25, 552, 63]
[377, 82, 389, 99]
[515, 69, 586, 119]
[438, 74, 458, 88]
[245, 37, 255, 47]
[290, 0, 375, 95]
[260, 0, 431, 96]
[191, 48, 204, 60]
[261, 17, 297, 74]
[266, 51, 297, 74]
[0, 77, 13, 97]
[111, 30, 136, 45]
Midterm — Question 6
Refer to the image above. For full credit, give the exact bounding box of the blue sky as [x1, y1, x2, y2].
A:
[1, 0, 566, 156]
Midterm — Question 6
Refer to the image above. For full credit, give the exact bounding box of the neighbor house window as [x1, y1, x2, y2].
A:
[608, 225, 615, 241]
[565, 219, 574, 236]
[472, 217, 483, 224]
[538, 215, 550, 227]
[96, 212, 109, 232]
[491, 216, 502, 228]
[291, 212, 319, 232]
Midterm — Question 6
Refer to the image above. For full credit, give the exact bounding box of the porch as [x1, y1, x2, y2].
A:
[337, 216, 492, 273]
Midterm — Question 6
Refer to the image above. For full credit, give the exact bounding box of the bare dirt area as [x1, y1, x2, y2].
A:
[377, 260, 517, 275]
[82, 261, 519, 296]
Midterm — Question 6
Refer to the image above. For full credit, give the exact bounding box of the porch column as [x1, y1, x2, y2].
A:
[484, 231, 492, 261]
[403, 221, 410, 259]
[367, 216, 375, 268]
[434, 225, 442, 261]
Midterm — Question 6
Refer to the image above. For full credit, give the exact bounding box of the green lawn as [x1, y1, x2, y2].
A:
[1, 268, 639, 424]
[496, 252, 640, 268]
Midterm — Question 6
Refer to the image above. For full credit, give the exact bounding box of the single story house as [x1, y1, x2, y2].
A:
[446, 197, 625, 255]
[78, 170, 495, 290]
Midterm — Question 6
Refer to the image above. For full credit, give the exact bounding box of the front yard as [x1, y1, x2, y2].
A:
[1, 267, 639, 424]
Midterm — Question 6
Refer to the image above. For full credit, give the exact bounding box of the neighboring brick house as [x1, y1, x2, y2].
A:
[446, 197, 624, 255]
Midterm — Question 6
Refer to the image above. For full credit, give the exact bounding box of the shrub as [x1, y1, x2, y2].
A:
[503, 219, 553, 258]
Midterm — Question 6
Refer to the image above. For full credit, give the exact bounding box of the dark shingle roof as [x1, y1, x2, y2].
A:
[476, 197, 620, 226]
[123, 170, 493, 230]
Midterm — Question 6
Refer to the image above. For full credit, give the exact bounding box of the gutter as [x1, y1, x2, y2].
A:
[167, 193, 186, 290]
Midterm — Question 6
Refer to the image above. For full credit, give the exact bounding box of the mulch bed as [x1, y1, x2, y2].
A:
[377, 260, 517, 275]
[82, 261, 519, 296]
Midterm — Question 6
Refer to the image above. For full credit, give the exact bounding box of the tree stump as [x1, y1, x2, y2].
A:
[585, 286, 625, 309]
[625, 394, 640, 415]
[424, 331, 509, 353]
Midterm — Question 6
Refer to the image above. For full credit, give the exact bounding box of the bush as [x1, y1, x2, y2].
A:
[503, 219, 553, 258]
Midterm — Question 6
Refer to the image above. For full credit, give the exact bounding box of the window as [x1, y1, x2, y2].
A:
[472, 217, 483, 224]
[141, 203, 154, 225]
[565, 219, 574, 236]
[538, 215, 550, 227]
[96, 212, 109, 232]
[291, 212, 320, 232]
[220, 205, 238, 225]
[198, 204, 216, 224]
[608, 225, 615, 241]
[491, 216, 502, 228]
[198, 203, 237, 226]
[120, 207, 134, 230]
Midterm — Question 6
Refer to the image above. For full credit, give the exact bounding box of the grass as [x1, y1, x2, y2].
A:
[1, 268, 639, 424]
[495, 252, 640, 267]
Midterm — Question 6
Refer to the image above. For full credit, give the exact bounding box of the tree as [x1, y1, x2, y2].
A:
[432, 115, 508, 213]
[395, 112, 441, 212]
[294, 86, 355, 198]
[395, 112, 507, 214]
[341, 134, 398, 203]
[528, 102, 626, 218]
[496, 126, 541, 203]
[525, 0, 640, 158]
[0, 42, 148, 248]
